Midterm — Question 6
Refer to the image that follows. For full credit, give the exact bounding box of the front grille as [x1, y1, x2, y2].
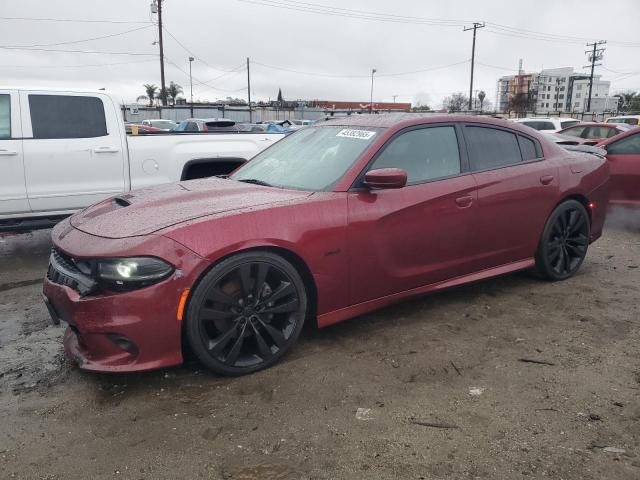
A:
[47, 249, 97, 296]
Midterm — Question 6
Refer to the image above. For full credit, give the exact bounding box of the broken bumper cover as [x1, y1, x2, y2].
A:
[42, 218, 206, 373]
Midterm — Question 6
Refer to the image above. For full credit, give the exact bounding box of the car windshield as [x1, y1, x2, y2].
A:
[231, 125, 383, 191]
[153, 120, 175, 129]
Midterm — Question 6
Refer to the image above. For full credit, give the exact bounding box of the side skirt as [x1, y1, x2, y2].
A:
[317, 258, 535, 328]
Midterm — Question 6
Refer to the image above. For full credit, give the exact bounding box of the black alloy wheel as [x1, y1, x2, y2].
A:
[185, 252, 307, 375]
[534, 200, 590, 281]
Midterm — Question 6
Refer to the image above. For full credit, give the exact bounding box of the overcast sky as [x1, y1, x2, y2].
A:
[1, 0, 639, 108]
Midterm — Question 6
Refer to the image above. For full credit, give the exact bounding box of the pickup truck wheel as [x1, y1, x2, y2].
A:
[533, 200, 590, 281]
[185, 252, 307, 376]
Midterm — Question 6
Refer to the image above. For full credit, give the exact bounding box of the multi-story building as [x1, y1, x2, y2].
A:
[496, 66, 616, 113]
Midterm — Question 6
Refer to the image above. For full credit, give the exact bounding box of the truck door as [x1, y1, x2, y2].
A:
[0, 90, 29, 216]
[20, 91, 126, 213]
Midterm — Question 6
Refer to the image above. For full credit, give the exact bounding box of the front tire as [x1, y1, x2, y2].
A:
[185, 251, 307, 376]
[534, 200, 590, 281]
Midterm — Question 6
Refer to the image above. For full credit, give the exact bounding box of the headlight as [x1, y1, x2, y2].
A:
[96, 257, 174, 291]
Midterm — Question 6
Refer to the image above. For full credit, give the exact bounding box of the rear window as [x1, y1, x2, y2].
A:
[517, 135, 539, 161]
[522, 121, 556, 131]
[465, 126, 522, 171]
[0, 94, 10, 139]
[29, 95, 107, 139]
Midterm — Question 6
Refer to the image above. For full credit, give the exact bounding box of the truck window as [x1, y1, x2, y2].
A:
[28, 94, 107, 139]
[0, 94, 10, 139]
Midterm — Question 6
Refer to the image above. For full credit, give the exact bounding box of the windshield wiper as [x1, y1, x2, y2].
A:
[236, 178, 273, 187]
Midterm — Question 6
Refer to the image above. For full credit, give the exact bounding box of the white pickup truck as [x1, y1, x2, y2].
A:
[0, 87, 283, 231]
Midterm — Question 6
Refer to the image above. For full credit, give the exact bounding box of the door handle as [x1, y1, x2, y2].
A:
[93, 146, 120, 153]
[455, 195, 473, 208]
[540, 175, 554, 185]
[0, 149, 17, 156]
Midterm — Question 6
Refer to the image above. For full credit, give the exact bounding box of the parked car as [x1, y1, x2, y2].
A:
[553, 122, 632, 145]
[174, 118, 240, 132]
[238, 123, 266, 132]
[0, 88, 284, 231]
[141, 119, 177, 131]
[604, 115, 640, 126]
[124, 123, 163, 134]
[513, 117, 580, 133]
[291, 119, 313, 126]
[43, 114, 609, 376]
[596, 127, 640, 206]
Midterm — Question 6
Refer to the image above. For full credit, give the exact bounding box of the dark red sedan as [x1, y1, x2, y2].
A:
[554, 122, 632, 145]
[596, 127, 640, 206]
[43, 114, 610, 375]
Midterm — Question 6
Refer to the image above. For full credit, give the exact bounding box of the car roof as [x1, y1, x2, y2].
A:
[319, 113, 547, 135]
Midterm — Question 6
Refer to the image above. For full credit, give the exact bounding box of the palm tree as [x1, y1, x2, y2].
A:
[620, 91, 638, 112]
[143, 84, 158, 107]
[168, 81, 184, 105]
[477, 90, 486, 112]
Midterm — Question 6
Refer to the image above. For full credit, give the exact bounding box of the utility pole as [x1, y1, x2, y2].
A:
[247, 57, 252, 122]
[392, 94, 398, 104]
[151, 0, 167, 106]
[464, 22, 485, 111]
[188, 56, 194, 117]
[584, 40, 606, 112]
[370, 68, 376, 113]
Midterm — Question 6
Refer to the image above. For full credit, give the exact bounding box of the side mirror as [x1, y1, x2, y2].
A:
[363, 168, 407, 189]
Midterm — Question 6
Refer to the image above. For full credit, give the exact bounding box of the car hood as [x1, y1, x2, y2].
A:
[70, 178, 312, 238]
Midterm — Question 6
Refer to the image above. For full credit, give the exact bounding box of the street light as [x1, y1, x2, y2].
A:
[189, 56, 194, 117]
[370, 68, 376, 113]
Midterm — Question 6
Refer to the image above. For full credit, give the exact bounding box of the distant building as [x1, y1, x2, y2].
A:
[496, 66, 617, 114]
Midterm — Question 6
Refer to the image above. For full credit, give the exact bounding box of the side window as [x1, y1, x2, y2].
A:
[540, 121, 556, 130]
[370, 126, 461, 183]
[607, 133, 640, 155]
[517, 135, 539, 161]
[584, 126, 612, 139]
[561, 126, 586, 138]
[29, 94, 107, 139]
[560, 121, 579, 129]
[0, 94, 10, 139]
[465, 126, 522, 171]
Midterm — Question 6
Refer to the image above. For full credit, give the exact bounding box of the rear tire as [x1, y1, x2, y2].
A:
[184, 251, 307, 376]
[533, 200, 590, 281]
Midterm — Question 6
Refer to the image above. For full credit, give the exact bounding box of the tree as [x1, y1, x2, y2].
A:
[143, 84, 158, 107]
[158, 87, 169, 106]
[619, 91, 639, 112]
[442, 92, 469, 112]
[168, 81, 183, 105]
[277, 88, 283, 103]
[508, 92, 535, 115]
[477, 91, 486, 112]
[136, 95, 149, 104]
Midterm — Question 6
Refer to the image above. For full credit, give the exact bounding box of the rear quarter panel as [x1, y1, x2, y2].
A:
[555, 149, 609, 241]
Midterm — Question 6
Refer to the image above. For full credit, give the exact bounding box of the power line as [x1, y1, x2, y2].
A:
[251, 59, 469, 78]
[162, 26, 243, 73]
[0, 46, 156, 56]
[4, 25, 153, 48]
[0, 15, 151, 24]
[0, 59, 157, 69]
[164, 56, 246, 94]
[235, 0, 640, 47]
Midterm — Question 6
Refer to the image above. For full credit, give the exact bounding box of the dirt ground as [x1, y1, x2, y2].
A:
[1, 215, 639, 480]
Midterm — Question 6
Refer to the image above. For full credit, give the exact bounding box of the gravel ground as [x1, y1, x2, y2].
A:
[0, 215, 639, 480]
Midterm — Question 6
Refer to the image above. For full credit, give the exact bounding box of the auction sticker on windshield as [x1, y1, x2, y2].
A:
[336, 129, 377, 140]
